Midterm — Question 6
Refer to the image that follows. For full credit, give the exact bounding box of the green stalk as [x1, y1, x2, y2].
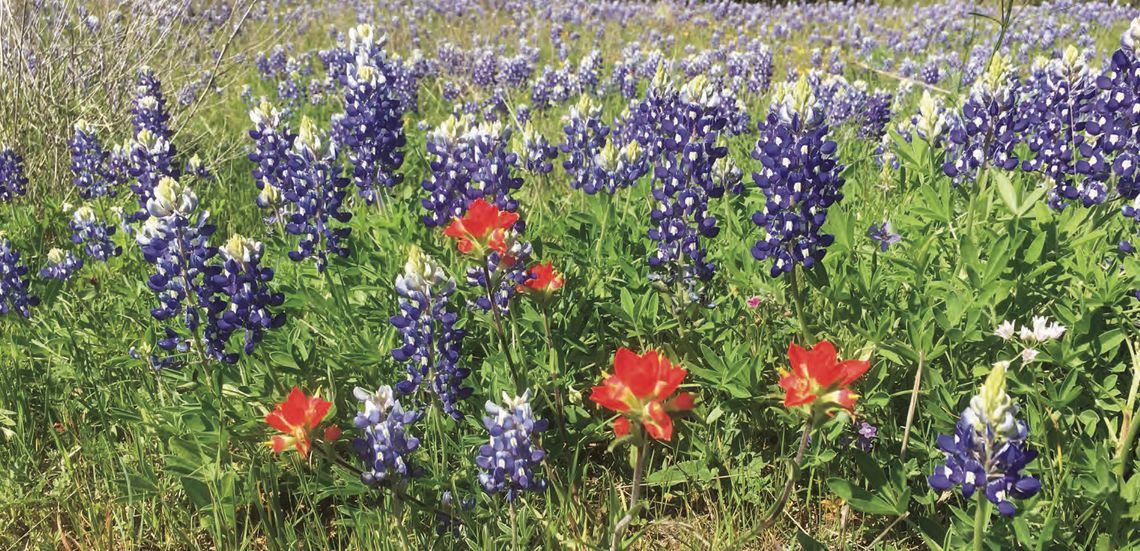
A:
[973, 494, 990, 551]
[611, 438, 648, 551]
[788, 266, 814, 343]
[482, 262, 522, 393]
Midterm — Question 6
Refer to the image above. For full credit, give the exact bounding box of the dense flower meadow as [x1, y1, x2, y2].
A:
[5, 0, 1140, 548]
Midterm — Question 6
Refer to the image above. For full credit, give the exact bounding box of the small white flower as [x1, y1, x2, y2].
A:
[1020, 348, 1039, 363]
[994, 320, 1017, 341]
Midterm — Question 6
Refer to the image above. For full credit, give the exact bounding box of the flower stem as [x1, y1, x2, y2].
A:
[765, 416, 814, 525]
[788, 266, 813, 343]
[899, 348, 925, 461]
[611, 438, 648, 551]
[482, 262, 522, 393]
[541, 305, 564, 424]
[973, 494, 989, 551]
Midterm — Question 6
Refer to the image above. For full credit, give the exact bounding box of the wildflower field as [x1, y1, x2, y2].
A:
[5, 0, 1140, 548]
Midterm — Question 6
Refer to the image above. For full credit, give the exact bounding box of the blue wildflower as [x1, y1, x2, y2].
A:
[391, 247, 471, 420]
[928, 362, 1041, 517]
[868, 221, 901, 251]
[40, 248, 83, 281]
[476, 391, 548, 500]
[352, 385, 423, 485]
[0, 236, 38, 317]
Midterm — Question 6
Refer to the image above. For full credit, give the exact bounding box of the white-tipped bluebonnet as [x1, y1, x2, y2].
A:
[203, 235, 285, 363]
[0, 146, 28, 203]
[420, 117, 522, 228]
[69, 205, 122, 262]
[248, 100, 295, 193]
[943, 55, 1024, 185]
[751, 76, 845, 277]
[0, 237, 38, 317]
[1020, 47, 1104, 208]
[40, 248, 83, 281]
[1093, 20, 1140, 214]
[333, 55, 407, 205]
[70, 121, 118, 199]
[136, 178, 216, 351]
[133, 67, 173, 139]
[476, 391, 548, 500]
[514, 122, 557, 175]
[560, 95, 612, 193]
[391, 247, 471, 420]
[352, 385, 423, 484]
[589, 139, 650, 195]
[928, 362, 1041, 517]
[282, 117, 352, 272]
[127, 129, 179, 222]
[648, 75, 734, 301]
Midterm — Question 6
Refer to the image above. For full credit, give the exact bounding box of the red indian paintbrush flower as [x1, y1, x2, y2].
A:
[518, 260, 565, 294]
[265, 387, 340, 457]
[590, 348, 695, 441]
[779, 341, 870, 412]
[442, 198, 518, 256]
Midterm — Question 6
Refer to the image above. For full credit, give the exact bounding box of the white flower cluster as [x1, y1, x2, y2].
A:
[994, 316, 1066, 363]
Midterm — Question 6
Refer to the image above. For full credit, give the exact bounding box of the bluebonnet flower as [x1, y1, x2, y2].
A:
[127, 129, 179, 221]
[461, 120, 523, 214]
[184, 155, 210, 182]
[647, 75, 736, 304]
[1093, 19, 1140, 215]
[248, 100, 295, 193]
[333, 54, 406, 205]
[390, 247, 471, 420]
[70, 120, 116, 199]
[422, 115, 475, 227]
[868, 221, 901, 251]
[560, 95, 611, 193]
[513, 122, 557, 175]
[0, 236, 38, 317]
[476, 391, 548, 500]
[928, 362, 1041, 517]
[203, 235, 285, 363]
[0, 146, 28, 203]
[352, 384, 423, 484]
[858, 90, 893, 140]
[588, 139, 650, 194]
[1020, 46, 1104, 208]
[751, 76, 845, 277]
[282, 117, 352, 272]
[136, 177, 216, 351]
[908, 91, 948, 146]
[943, 55, 1024, 185]
[464, 234, 533, 314]
[69, 205, 122, 262]
[133, 67, 173, 139]
[40, 248, 83, 281]
[531, 63, 575, 110]
[420, 117, 523, 228]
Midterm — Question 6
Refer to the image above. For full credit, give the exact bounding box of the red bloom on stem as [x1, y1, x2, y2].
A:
[265, 387, 336, 457]
[779, 341, 870, 412]
[518, 260, 565, 294]
[442, 198, 518, 256]
[590, 348, 694, 441]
